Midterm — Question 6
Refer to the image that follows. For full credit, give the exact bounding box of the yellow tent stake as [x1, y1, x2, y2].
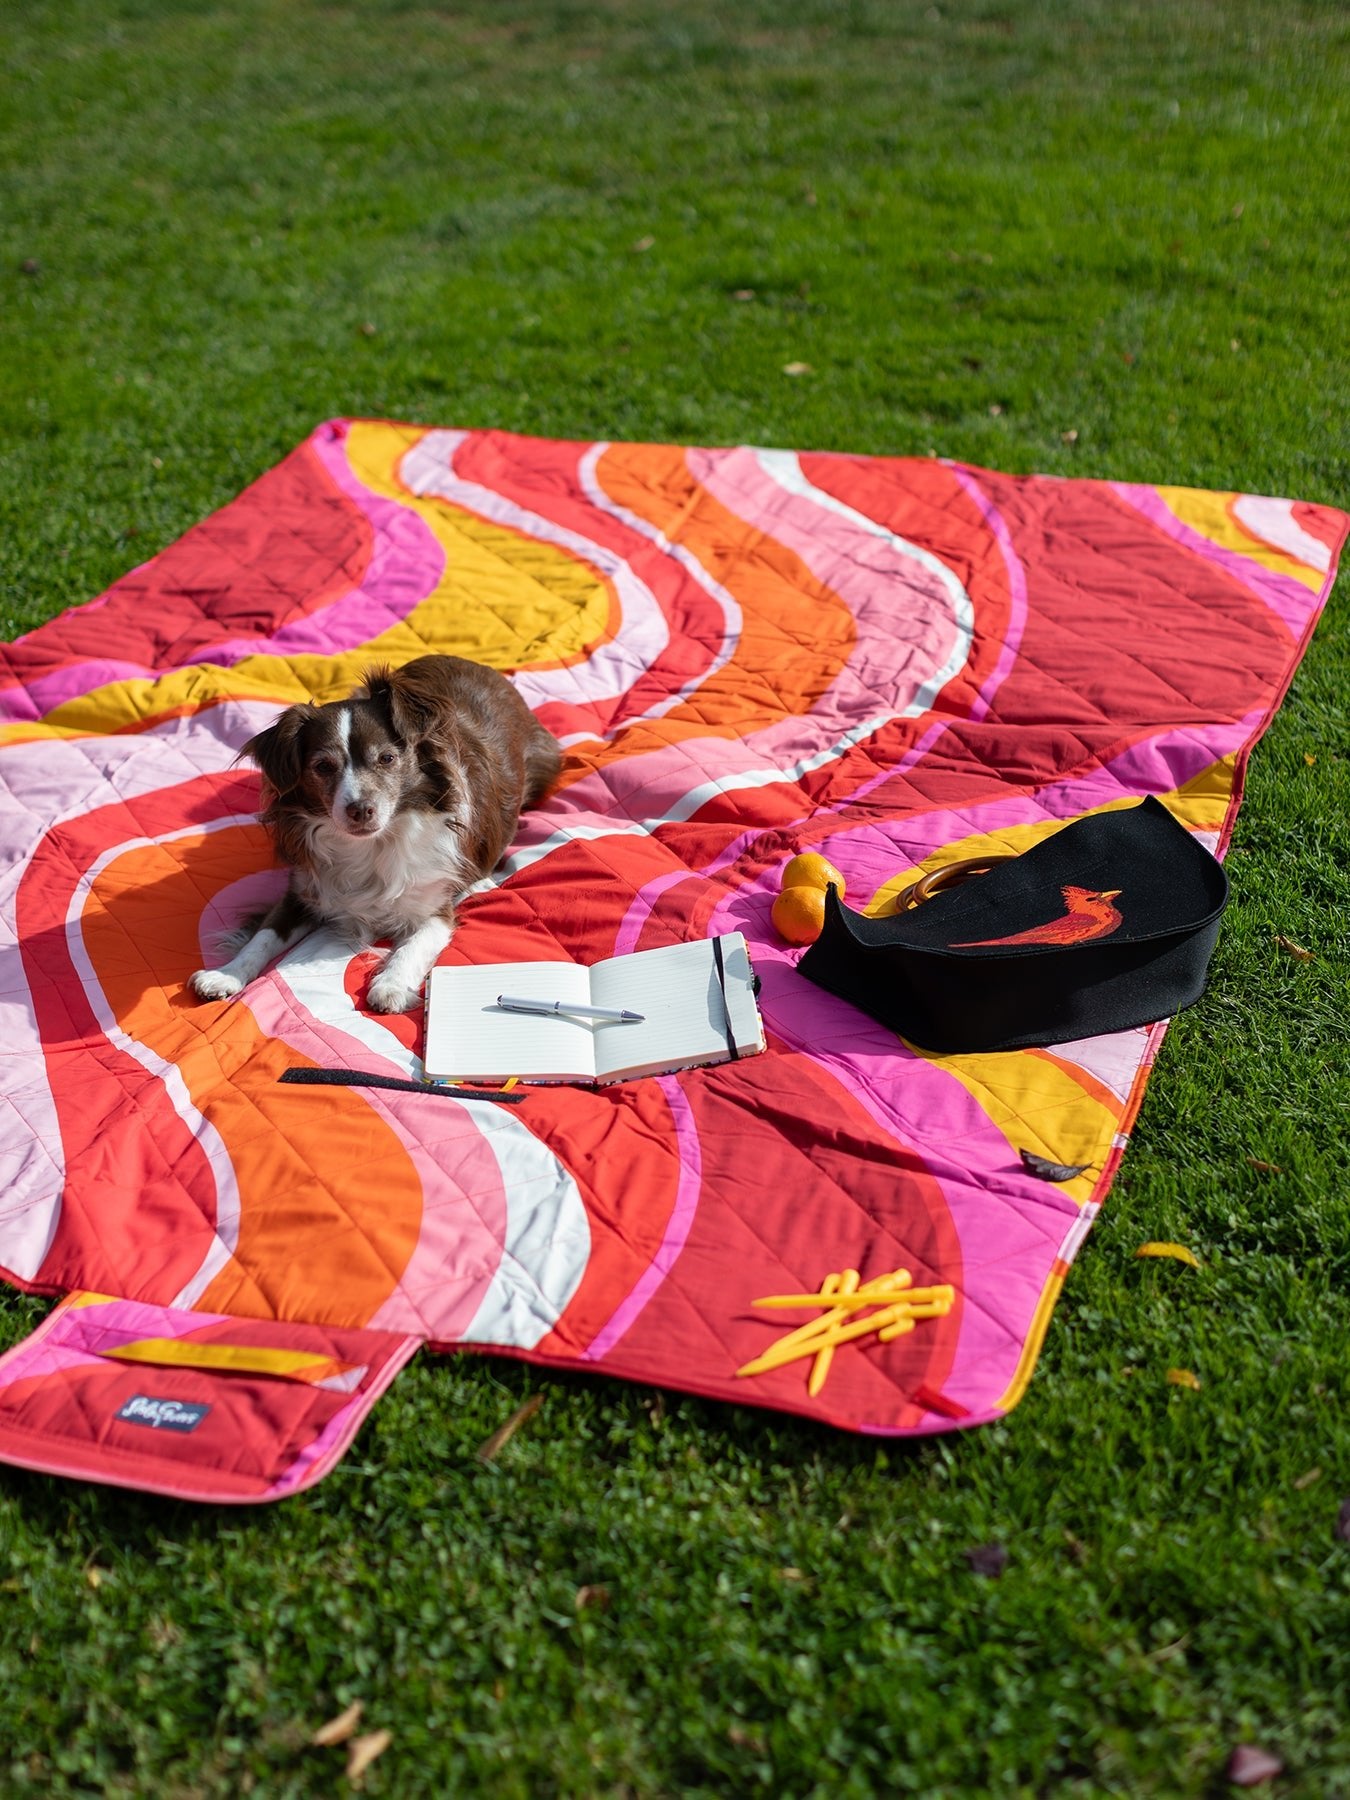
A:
[808, 1268, 857, 1397]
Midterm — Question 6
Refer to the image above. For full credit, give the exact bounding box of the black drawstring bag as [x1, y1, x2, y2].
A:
[796, 797, 1229, 1053]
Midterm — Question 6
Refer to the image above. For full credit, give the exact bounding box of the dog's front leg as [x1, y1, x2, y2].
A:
[367, 913, 454, 1014]
[189, 891, 313, 1002]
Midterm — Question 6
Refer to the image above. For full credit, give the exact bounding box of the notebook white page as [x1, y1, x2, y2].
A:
[589, 936, 755, 1082]
[423, 960, 597, 1082]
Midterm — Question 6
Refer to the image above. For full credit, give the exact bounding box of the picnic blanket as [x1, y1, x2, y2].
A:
[0, 420, 1342, 1502]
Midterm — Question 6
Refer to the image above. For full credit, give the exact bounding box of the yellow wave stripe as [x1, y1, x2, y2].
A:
[993, 1263, 1068, 1413]
[343, 420, 617, 671]
[0, 422, 616, 746]
[1155, 487, 1325, 592]
[908, 1045, 1114, 1207]
[101, 1338, 357, 1384]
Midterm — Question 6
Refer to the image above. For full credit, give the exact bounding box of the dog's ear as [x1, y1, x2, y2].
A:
[242, 706, 316, 803]
[362, 662, 442, 745]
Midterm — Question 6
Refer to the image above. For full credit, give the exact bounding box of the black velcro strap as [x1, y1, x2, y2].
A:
[279, 1068, 527, 1104]
[711, 936, 740, 1061]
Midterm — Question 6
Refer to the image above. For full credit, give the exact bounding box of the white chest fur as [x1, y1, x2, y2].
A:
[297, 808, 472, 942]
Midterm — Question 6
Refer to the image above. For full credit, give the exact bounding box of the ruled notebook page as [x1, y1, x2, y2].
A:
[424, 961, 596, 1082]
[589, 939, 730, 1081]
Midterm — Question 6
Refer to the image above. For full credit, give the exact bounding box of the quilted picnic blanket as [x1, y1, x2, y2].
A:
[0, 419, 1342, 1503]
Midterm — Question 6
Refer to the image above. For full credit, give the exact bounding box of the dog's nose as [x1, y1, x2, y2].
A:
[345, 800, 375, 826]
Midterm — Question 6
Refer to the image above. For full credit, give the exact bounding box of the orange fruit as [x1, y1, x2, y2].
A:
[772, 883, 828, 945]
[781, 851, 846, 899]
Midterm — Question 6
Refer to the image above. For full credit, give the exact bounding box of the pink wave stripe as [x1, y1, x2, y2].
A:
[1036, 1027, 1154, 1108]
[688, 445, 968, 710]
[612, 701, 1241, 956]
[191, 424, 448, 665]
[581, 1075, 703, 1361]
[946, 462, 1029, 721]
[3, 659, 161, 725]
[1110, 484, 1322, 639]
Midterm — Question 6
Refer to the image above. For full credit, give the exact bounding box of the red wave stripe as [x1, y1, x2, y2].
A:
[0, 439, 372, 720]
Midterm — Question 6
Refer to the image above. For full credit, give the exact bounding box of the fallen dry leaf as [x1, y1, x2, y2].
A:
[631, 234, 655, 253]
[1293, 1467, 1322, 1491]
[1304, 753, 1317, 766]
[84, 1566, 108, 1589]
[1166, 1367, 1202, 1391]
[964, 1542, 1008, 1578]
[1135, 1242, 1202, 1268]
[1061, 428, 1079, 444]
[782, 361, 812, 376]
[732, 288, 755, 301]
[346, 1729, 392, 1786]
[474, 1392, 544, 1464]
[312, 1700, 364, 1747]
[574, 1584, 611, 1613]
[1245, 1157, 1283, 1174]
[1019, 1149, 1091, 1182]
[1225, 1743, 1284, 1786]
[1275, 934, 1315, 961]
[1335, 1497, 1350, 1544]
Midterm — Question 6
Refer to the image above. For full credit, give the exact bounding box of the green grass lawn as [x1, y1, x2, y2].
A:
[2, 0, 1348, 1792]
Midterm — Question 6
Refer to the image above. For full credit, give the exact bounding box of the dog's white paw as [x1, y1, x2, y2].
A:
[189, 968, 244, 1002]
[367, 971, 421, 1014]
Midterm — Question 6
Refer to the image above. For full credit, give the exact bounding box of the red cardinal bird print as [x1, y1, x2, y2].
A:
[953, 885, 1124, 948]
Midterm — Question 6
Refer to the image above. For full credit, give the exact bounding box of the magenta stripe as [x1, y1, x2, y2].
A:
[1, 659, 159, 724]
[1110, 483, 1321, 639]
[946, 463, 1029, 721]
[191, 425, 446, 664]
[581, 1076, 702, 1361]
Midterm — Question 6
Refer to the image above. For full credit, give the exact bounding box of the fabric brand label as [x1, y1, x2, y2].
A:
[116, 1395, 211, 1432]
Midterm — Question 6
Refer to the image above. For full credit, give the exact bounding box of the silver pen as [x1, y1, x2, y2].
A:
[496, 995, 645, 1024]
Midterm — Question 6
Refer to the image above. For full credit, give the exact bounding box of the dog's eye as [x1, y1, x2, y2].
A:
[376, 749, 399, 768]
[312, 756, 338, 777]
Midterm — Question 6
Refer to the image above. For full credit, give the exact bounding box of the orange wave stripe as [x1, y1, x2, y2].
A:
[560, 440, 858, 777]
[79, 827, 424, 1326]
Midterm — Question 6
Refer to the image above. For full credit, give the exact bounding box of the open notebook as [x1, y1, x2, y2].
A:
[423, 934, 765, 1085]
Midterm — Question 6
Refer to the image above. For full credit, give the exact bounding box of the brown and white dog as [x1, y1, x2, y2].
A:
[189, 655, 562, 1013]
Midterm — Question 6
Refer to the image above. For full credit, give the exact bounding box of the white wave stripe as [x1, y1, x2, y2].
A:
[752, 447, 976, 714]
[500, 816, 654, 880]
[577, 440, 743, 724]
[399, 430, 672, 714]
[265, 928, 590, 1349]
[1056, 1203, 1101, 1268]
[0, 703, 286, 1282]
[1231, 495, 1331, 574]
[66, 818, 255, 1304]
[455, 1106, 593, 1349]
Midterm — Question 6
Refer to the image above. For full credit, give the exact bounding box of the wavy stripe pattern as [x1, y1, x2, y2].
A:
[0, 419, 1342, 1478]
